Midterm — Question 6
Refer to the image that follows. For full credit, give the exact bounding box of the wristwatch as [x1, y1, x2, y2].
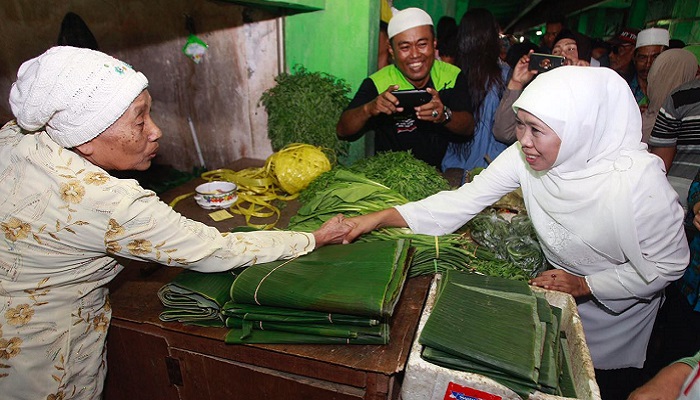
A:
[441, 105, 452, 125]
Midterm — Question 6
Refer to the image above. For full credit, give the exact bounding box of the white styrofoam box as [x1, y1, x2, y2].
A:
[400, 275, 601, 400]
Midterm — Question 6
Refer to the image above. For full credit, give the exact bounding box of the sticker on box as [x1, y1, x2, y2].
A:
[443, 382, 502, 400]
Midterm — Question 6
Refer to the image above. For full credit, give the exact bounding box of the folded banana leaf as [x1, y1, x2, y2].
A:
[421, 346, 540, 399]
[535, 294, 561, 392]
[225, 317, 387, 339]
[230, 239, 411, 319]
[224, 324, 389, 344]
[158, 269, 239, 326]
[558, 334, 578, 398]
[222, 303, 380, 326]
[419, 271, 542, 384]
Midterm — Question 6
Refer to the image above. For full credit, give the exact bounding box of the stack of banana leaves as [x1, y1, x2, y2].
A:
[419, 270, 577, 399]
[158, 239, 412, 344]
[289, 166, 542, 281]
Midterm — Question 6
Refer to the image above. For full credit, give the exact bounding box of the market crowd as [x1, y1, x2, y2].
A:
[0, 4, 699, 400]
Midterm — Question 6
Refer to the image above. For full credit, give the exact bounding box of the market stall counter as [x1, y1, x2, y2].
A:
[104, 158, 433, 400]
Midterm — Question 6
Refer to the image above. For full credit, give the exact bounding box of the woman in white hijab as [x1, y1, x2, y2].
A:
[343, 66, 689, 399]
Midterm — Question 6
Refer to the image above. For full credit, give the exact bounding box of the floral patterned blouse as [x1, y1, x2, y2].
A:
[0, 122, 316, 399]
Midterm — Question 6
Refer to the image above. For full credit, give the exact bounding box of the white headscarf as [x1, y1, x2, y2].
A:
[513, 66, 666, 282]
[642, 49, 698, 142]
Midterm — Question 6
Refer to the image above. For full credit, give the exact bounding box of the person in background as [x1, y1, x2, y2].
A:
[377, 20, 392, 70]
[629, 350, 700, 400]
[441, 8, 509, 177]
[641, 49, 698, 143]
[608, 27, 640, 83]
[0, 46, 352, 399]
[551, 29, 593, 66]
[591, 38, 612, 67]
[539, 15, 565, 54]
[492, 31, 592, 145]
[498, 34, 518, 64]
[634, 27, 671, 111]
[435, 15, 457, 64]
[342, 66, 689, 400]
[504, 41, 540, 71]
[377, 0, 394, 70]
[670, 39, 687, 49]
[643, 167, 700, 387]
[648, 76, 700, 209]
[337, 7, 474, 170]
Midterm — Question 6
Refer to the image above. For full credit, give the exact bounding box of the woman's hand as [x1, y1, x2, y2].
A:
[508, 50, 538, 90]
[312, 214, 354, 248]
[529, 269, 592, 298]
[342, 208, 407, 244]
[627, 362, 692, 400]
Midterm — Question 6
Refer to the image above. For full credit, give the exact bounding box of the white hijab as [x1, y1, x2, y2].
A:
[513, 66, 664, 283]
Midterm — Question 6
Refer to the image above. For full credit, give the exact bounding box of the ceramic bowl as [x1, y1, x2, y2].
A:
[194, 181, 238, 210]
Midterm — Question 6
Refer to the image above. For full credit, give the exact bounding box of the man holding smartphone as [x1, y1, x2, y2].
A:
[336, 7, 474, 170]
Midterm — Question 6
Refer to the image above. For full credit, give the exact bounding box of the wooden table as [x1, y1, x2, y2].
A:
[104, 159, 433, 400]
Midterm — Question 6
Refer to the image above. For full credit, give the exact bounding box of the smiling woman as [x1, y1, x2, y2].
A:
[343, 66, 689, 399]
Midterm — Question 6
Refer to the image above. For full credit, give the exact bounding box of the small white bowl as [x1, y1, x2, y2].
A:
[194, 181, 238, 210]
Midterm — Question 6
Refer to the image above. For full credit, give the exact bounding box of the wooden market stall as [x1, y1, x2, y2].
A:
[104, 158, 433, 400]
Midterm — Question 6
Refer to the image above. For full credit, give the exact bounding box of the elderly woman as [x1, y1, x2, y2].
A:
[0, 46, 350, 399]
[344, 66, 689, 399]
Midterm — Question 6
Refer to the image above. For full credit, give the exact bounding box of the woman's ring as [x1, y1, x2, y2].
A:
[431, 109, 439, 118]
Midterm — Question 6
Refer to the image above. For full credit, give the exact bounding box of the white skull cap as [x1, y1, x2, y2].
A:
[387, 7, 433, 39]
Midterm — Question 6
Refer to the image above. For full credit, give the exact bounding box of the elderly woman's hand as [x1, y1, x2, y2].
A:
[312, 214, 354, 248]
[529, 269, 592, 298]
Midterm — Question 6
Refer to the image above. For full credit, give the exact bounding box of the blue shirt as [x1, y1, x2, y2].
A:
[441, 63, 510, 175]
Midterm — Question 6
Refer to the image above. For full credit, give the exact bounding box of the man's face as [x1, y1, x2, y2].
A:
[542, 22, 563, 50]
[635, 45, 665, 82]
[389, 25, 436, 88]
[609, 43, 635, 74]
[75, 90, 162, 171]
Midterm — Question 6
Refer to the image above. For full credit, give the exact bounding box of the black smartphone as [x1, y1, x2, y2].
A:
[392, 89, 432, 110]
[528, 53, 565, 72]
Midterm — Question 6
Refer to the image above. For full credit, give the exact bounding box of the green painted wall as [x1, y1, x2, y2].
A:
[392, 0, 458, 25]
[284, 0, 377, 163]
[669, 0, 700, 44]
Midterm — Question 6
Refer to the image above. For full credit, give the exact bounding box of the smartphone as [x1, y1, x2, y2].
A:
[392, 89, 432, 110]
[528, 53, 565, 73]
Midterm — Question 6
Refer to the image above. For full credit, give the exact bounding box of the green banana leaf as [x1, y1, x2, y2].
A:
[225, 317, 387, 339]
[224, 326, 389, 344]
[421, 346, 542, 399]
[230, 239, 411, 319]
[419, 271, 541, 384]
[222, 303, 380, 326]
[158, 269, 239, 326]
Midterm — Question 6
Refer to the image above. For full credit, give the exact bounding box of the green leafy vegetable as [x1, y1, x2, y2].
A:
[260, 65, 351, 157]
[349, 151, 450, 201]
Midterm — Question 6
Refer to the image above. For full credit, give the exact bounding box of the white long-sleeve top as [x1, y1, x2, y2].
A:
[396, 143, 689, 369]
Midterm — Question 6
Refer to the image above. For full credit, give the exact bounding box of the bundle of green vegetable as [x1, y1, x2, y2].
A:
[349, 151, 450, 201]
[467, 210, 547, 278]
[260, 65, 351, 157]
